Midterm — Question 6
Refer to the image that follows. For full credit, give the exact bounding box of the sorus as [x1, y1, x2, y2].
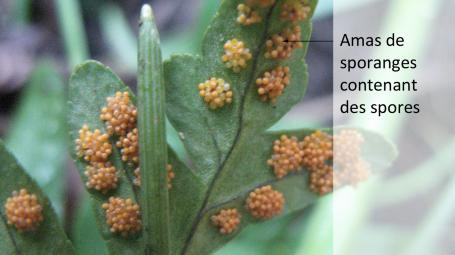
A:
[198, 78, 233, 110]
[280, 0, 311, 22]
[256, 66, 291, 103]
[211, 208, 241, 234]
[333, 129, 364, 168]
[100, 91, 137, 136]
[246, 185, 284, 219]
[222, 39, 252, 72]
[265, 25, 303, 59]
[334, 159, 369, 188]
[309, 164, 333, 195]
[76, 124, 112, 163]
[102, 197, 141, 237]
[84, 162, 118, 194]
[301, 130, 333, 171]
[267, 135, 304, 179]
[237, 4, 262, 26]
[116, 128, 139, 164]
[4, 189, 43, 231]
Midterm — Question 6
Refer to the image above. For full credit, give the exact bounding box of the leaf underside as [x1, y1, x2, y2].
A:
[164, 0, 320, 254]
[67, 1, 397, 255]
[0, 141, 75, 255]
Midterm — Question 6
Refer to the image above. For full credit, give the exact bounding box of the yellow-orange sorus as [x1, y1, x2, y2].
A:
[102, 197, 141, 237]
[301, 130, 333, 171]
[133, 164, 175, 189]
[211, 208, 241, 234]
[76, 124, 112, 163]
[4, 189, 43, 231]
[265, 25, 303, 60]
[334, 159, 369, 188]
[333, 129, 369, 187]
[267, 135, 304, 179]
[246, 185, 284, 219]
[116, 128, 139, 164]
[280, 0, 311, 22]
[333, 129, 364, 167]
[222, 39, 252, 72]
[100, 91, 137, 136]
[237, 4, 262, 25]
[309, 164, 333, 195]
[198, 78, 233, 110]
[84, 162, 118, 194]
[256, 66, 291, 103]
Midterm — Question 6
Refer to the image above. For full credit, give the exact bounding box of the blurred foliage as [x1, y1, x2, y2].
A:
[54, 0, 89, 68]
[5, 61, 67, 218]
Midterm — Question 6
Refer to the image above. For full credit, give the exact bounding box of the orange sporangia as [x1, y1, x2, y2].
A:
[246, 185, 284, 219]
[4, 189, 43, 231]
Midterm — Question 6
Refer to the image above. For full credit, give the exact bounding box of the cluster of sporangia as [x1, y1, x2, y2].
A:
[333, 129, 370, 187]
[210, 0, 311, 235]
[267, 131, 334, 193]
[198, 78, 234, 109]
[4, 189, 43, 232]
[211, 185, 284, 235]
[75, 91, 175, 237]
[268, 131, 333, 195]
[199, 0, 311, 111]
[266, 129, 370, 196]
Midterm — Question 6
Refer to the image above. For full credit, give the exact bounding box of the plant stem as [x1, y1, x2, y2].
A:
[138, 4, 170, 255]
[54, 0, 89, 68]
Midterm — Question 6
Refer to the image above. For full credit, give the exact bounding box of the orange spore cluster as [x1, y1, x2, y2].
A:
[84, 162, 118, 193]
[265, 25, 303, 59]
[198, 78, 233, 110]
[76, 124, 112, 163]
[267, 135, 304, 179]
[211, 208, 241, 234]
[4, 189, 43, 231]
[222, 39, 252, 72]
[116, 128, 139, 164]
[246, 185, 284, 219]
[102, 197, 141, 236]
[100, 91, 137, 136]
[280, 0, 311, 22]
[256, 66, 291, 103]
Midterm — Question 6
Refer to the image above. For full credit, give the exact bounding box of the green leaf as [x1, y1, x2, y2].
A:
[164, 0, 317, 184]
[73, 191, 109, 255]
[68, 59, 208, 255]
[138, 5, 170, 254]
[5, 61, 67, 218]
[163, 0, 321, 253]
[168, 149, 206, 255]
[0, 140, 75, 254]
[68, 61, 142, 254]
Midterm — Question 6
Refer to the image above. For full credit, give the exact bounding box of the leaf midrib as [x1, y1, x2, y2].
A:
[180, 3, 278, 254]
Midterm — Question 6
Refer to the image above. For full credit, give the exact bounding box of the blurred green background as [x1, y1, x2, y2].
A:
[0, 0, 453, 254]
